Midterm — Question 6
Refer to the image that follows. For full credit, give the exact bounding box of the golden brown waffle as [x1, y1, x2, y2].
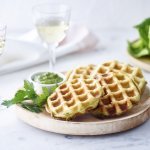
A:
[92, 72, 141, 117]
[92, 60, 146, 94]
[66, 64, 96, 81]
[46, 78, 103, 120]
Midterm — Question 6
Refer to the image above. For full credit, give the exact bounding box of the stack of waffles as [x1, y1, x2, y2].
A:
[46, 60, 147, 120]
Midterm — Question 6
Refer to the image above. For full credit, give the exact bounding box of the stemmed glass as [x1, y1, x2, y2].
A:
[0, 25, 7, 55]
[0, 24, 6, 110]
[33, 4, 71, 70]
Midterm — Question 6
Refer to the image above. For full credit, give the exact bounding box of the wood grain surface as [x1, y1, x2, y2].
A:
[16, 86, 150, 135]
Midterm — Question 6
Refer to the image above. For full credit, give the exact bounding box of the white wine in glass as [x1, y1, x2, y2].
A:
[33, 4, 71, 70]
[0, 25, 6, 55]
[0, 39, 5, 55]
[36, 19, 69, 44]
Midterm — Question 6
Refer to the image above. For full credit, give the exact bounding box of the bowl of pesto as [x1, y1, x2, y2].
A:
[30, 71, 66, 94]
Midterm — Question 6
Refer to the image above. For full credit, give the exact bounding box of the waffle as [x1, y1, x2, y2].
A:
[92, 72, 141, 117]
[66, 64, 96, 81]
[92, 60, 146, 94]
[45, 78, 103, 120]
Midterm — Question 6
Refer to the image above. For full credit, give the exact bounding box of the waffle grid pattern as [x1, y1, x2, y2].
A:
[66, 64, 96, 81]
[46, 78, 103, 120]
[45, 60, 146, 119]
[93, 72, 141, 116]
[93, 60, 146, 94]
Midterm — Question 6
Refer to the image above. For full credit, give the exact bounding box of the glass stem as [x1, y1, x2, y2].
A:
[48, 44, 57, 71]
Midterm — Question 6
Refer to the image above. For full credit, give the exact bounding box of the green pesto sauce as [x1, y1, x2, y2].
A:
[34, 72, 63, 84]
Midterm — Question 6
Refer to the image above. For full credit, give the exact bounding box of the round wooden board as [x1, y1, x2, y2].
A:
[16, 86, 150, 135]
[127, 52, 150, 72]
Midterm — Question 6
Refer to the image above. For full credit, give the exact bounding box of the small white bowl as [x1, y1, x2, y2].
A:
[29, 71, 66, 94]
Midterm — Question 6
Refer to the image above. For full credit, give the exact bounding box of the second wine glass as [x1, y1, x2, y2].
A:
[0, 24, 7, 55]
[33, 4, 71, 70]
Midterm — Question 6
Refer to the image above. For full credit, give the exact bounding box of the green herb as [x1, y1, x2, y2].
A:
[1, 80, 58, 113]
[2, 90, 27, 107]
[34, 72, 63, 84]
[21, 103, 42, 113]
[128, 18, 150, 58]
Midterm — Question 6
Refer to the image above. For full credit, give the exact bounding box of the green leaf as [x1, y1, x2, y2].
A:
[148, 26, 150, 49]
[128, 18, 150, 58]
[135, 18, 150, 45]
[1, 100, 14, 107]
[42, 87, 50, 97]
[35, 87, 49, 106]
[14, 90, 27, 102]
[128, 40, 150, 57]
[34, 85, 57, 106]
[1, 90, 27, 107]
[1, 80, 58, 113]
[49, 85, 58, 95]
[21, 103, 42, 113]
[1, 81, 38, 108]
[24, 80, 37, 99]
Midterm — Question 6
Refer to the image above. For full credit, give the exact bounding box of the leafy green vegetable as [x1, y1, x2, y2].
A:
[21, 103, 42, 113]
[24, 80, 37, 99]
[49, 84, 58, 95]
[1, 80, 58, 113]
[128, 18, 150, 58]
[34, 87, 49, 106]
[135, 18, 150, 46]
[128, 40, 150, 57]
[2, 90, 27, 107]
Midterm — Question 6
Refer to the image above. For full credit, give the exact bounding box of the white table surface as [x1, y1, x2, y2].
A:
[0, 29, 150, 150]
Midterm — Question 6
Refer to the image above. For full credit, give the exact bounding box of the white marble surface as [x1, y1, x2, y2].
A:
[0, 29, 150, 150]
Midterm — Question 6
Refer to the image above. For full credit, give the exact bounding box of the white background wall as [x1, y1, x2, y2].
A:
[0, 0, 150, 31]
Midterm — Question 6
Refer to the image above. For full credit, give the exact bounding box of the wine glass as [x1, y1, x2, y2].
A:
[33, 3, 71, 70]
[0, 24, 6, 111]
[0, 24, 7, 55]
